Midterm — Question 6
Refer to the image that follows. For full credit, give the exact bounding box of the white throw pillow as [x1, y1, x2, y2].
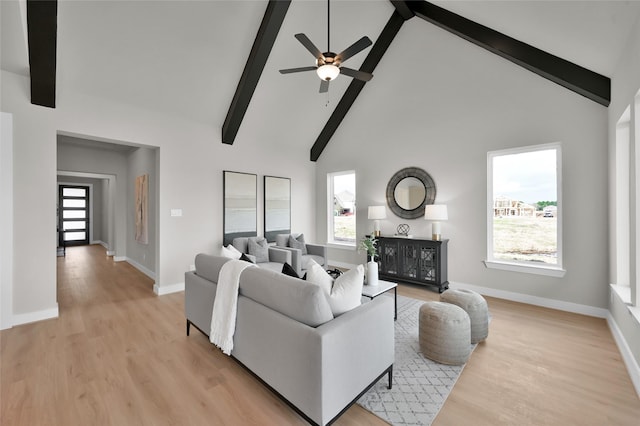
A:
[305, 259, 333, 296]
[327, 265, 364, 316]
[220, 244, 242, 260]
[306, 260, 364, 316]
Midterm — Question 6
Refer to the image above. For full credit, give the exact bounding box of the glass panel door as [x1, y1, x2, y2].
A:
[59, 185, 90, 246]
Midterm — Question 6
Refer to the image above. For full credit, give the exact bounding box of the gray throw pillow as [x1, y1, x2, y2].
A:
[289, 234, 307, 255]
[248, 237, 269, 263]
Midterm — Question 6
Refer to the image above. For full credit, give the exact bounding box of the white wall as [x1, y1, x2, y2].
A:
[126, 146, 157, 276]
[608, 15, 640, 378]
[1, 69, 316, 320]
[316, 18, 609, 310]
[1, 112, 13, 329]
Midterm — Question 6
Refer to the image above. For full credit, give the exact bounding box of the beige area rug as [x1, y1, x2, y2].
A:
[357, 294, 478, 425]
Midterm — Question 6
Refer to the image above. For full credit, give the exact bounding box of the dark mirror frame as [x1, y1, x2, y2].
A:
[264, 175, 291, 242]
[386, 167, 436, 219]
[223, 171, 257, 246]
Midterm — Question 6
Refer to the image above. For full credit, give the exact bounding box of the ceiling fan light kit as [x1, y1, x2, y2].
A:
[317, 64, 340, 81]
[279, 0, 373, 92]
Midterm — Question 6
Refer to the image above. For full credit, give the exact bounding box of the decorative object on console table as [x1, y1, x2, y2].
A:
[367, 205, 386, 237]
[424, 204, 448, 241]
[377, 236, 448, 293]
[358, 235, 379, 286]
[395, 223, 410, 237]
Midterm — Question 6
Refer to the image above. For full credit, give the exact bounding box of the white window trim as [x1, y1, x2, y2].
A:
[486, 142, 564, 277]
[327, 170, 356, 247]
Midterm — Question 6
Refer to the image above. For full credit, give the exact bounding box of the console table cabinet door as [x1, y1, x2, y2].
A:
[379, 238, 399, 276]
[377, 237, 448, 292]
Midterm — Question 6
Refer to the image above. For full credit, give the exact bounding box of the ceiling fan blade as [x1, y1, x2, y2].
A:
[335, 36, 373, 63]
[319, 79, 330, 93]
[279, 66, 317, 74]
[339, 67, 373, 82]
[294, 33, 323, 59]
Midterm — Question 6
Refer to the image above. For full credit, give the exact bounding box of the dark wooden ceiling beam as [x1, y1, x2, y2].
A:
[222, 0, 291, 145]
[310, 11, 406, 162]
[390, 1, 415, 21]
[408, 1, 610, 106]
[27, 0, 58, 108]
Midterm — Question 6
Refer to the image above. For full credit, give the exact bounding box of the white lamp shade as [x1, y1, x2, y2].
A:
[316, 64, 340, 81]
[424, 204, 448, 221]
[368, 206, 387, 220]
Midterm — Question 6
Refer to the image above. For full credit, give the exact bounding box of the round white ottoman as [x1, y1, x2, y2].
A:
[419, 301, 471, 365]
[440, 289, 489, 343]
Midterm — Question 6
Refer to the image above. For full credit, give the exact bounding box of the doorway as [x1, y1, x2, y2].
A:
[58, 185, 90, 246]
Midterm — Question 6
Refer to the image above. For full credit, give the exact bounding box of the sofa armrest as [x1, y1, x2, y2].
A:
[306, 243, 328, 268]
[184, 271, 216, 335]
[232, 294, 393, 426]
[268, 246, 292, 265]
[316, 296, 395, 423]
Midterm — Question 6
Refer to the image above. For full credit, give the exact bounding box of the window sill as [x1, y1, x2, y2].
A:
[484, 260, 566, 277]
[326, 241, 356, 250]
[611, 284, 640, 324]
[610, 284, 631, 304]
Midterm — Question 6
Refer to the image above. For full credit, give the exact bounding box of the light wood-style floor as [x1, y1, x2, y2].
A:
[1, 244, 639, 425]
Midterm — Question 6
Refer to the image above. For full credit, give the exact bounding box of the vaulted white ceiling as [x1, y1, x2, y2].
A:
[2, 1, 640, 150]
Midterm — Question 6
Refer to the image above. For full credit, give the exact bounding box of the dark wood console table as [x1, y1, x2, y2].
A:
[377, 236, 449, 293]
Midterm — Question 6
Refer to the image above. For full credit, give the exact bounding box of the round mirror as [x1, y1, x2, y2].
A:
[386, 167, 436, 219]
[394, 177, 426, 210]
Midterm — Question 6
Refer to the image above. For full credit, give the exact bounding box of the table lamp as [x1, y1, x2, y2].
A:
[368, 206, 386, 237]
[424, 204, 448, 241]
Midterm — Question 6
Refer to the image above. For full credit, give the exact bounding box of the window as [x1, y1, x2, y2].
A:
[615, 105, 631, 294]
[328, 171, 356, 245]
[486, 143, 564, 277]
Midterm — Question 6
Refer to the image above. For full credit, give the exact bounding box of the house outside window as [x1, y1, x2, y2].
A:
[328, 171, 356, 245]
[486, 143, 565, 277]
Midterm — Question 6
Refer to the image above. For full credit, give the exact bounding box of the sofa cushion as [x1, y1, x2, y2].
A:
[289, 234, 307, 255]
[328, 265, 364, 316]
[248, 237, 269, 263]
[240, 253, 255, 263]
[305, 259, 333, 296]
[282, 262, 300, 279]
[220, 244, 242, 260]
[195, 253, 232, 283]
[306, 260, 364, 316]
[239, 267, 333, 327]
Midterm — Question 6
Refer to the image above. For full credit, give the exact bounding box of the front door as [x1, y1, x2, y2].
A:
[59, 185, 90, 246]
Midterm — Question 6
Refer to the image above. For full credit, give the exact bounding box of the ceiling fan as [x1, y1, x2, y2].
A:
[279, 0, 373, 93]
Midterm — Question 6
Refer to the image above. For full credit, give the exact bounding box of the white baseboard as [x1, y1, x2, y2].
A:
[113, 256, 126, 262]
[607, 312, 640, 398]
[92, 240, 111, 250]
[125, 257, 156, 280]
[449, 281, 609, 318]
[154, 282, 184, 296]
[12, 304, 59, 327]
